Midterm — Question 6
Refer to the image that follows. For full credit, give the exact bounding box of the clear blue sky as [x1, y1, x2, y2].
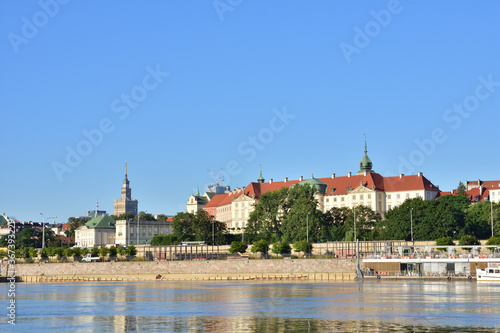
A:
[1, 1, 499, 223]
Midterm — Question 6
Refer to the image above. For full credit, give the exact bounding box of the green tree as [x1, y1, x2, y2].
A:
[53, 247, 64, 258]
[90, 247, 99, 256]
[245, 188, 286, 243]
[464, 202, 500, 239]
[322, 207, 350, 241]
[80, 247, 89, 256]
[456, 181, 467, 197]
[72, 247, 81, 259]
[136, 211, 156, 221]
[381, 197, 465, 241]
[272, 241, 291, 255]
[117, 246, 127, 256]
[99, 246, 109, 257]
[66, 217, 90, 238]
[486, 236, 500, 246]
[437, 194, 471, 213]
[63, 247, 73, 258]
[110, 212, 135, 221]
[459, 234, 480, 246]
[251, 239, 269, 256]
[346, 205, 381, 241]
[435, 236, 455, 250]
[126, 245, 137, 256]
[293, 240, 312, 256]
[228, 241, 248, 254]
[151, 234, 179, 245]
[156, 214, 168, 221]
[108, 246, 117, 257]
[40, 247, 48, 258]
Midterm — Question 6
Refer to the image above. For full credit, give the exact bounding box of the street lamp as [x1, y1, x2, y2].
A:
[306, 213, 310, 243]
[137, 210, 146, 245]
[491, 200, 494, 238]
[212, 216, 215, 245]
[410, 208, 414, 246]
[40, 213, 57, 249]
[353, 205, 356, 241]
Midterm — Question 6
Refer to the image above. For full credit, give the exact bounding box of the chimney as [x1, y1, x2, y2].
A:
[299, 176, 303, 181]
[284, 177, 288, 183]
[348, 172, 351, 178]
[400, 174, 404, 178]
[332, 173, 335, 179]
[418, 172, 422, 177]
[480, 186, 484, 196]
[364, 171, 367, 176]
[269, 179, 273, 184]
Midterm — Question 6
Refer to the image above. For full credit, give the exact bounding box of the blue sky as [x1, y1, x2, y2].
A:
[1, 0, 499, 223]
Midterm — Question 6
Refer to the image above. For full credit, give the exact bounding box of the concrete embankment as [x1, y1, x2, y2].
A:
[6, 259, 357, 283]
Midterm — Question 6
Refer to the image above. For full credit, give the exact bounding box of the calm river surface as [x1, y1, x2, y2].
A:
[2, 280, 500, 332]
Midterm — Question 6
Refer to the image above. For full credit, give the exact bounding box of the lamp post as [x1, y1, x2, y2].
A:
[40, 213, 57, 249]
[137, 210, 146, 245]
[306, 213, 310, 243]
[212, 216, 215, 245]
[491, 200, 494, 238]
[353, 205, 356, 241]
[410, 208, 414, 246]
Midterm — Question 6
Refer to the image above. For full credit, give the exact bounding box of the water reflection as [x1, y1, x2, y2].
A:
[3, 280, 500, 332]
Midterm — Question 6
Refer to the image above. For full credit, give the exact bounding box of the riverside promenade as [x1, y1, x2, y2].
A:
[8, 259, 357, 283]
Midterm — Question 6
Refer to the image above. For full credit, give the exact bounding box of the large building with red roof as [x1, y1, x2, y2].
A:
[201, 142, 441, 231]
[441, 179, 500, 203]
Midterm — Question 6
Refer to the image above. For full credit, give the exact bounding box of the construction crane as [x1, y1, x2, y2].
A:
[207, 168, 224, 187]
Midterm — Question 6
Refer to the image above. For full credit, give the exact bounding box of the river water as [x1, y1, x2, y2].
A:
[2, 280, 500, 332]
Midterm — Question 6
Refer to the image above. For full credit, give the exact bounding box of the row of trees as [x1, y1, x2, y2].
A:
[0, 245, 137, 260]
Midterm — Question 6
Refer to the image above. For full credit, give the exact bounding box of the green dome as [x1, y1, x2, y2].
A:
[357, 137, 375, 175]
[298, 174, 328, 194]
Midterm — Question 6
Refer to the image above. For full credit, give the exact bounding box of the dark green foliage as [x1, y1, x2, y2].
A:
[90, 247, 99, 256]
[117, 246, 127, 256]
[173, 211, 227, 245]
[293, 240, 312, 254]
[136, 211, 156, 221]
[435, 236, 455, 246]
[228, 241, 248, 254]
[458, 235, 480, 246]
[99, 246, 109, 257]
[110, 212, 135, 221]
[108, 246, 117, 257]
[251, 239, 269, 254]
[272, 241, 291, 255]
[126, 245, 137, 256]
[437, 194, 471, 213]
[72, 247, 81, 259]
[80, 247, 89, 256]
[151, 234, 179, 245]
[486, 236, 500, 246]
[381, 197, 465, 241]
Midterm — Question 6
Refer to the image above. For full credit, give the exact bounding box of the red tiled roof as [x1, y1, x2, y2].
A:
[203, 173, 439, 209]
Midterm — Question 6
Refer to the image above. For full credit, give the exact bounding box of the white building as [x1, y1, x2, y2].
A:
[115, 219, 173, 246]
[75, 215, 116, 248]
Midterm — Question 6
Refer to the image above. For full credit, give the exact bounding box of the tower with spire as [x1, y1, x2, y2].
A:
[357, 135, 375, 175]
[113, 162, 138, 216]
[257, 165, 265, 183]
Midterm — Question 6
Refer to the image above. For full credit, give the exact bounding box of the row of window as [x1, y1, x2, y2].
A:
[325, 192, 422, 203]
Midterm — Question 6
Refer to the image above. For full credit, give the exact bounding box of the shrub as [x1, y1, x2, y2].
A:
[228, 241, 248, 254]
[251, 239, 269, 254]
[435, 236, 455, 251]
[80, 247, 90, 256]
[108, 246, 117, 257]
[117, 246, 127, 256]
[272, 241, 291, 255]
[90, 247, 99, 256]
[293, 240, 312, 255]
[459, 235, 480, 246]
[486, 236, 500, 246]
[72, 247, 81, 259]
[126, 245, 137, 256]
[99, 246, 109, 257]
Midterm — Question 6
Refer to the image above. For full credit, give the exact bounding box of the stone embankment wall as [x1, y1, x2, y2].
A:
[12, 259, 356, 276]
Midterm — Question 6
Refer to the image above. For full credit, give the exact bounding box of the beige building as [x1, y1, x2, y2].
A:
[115, 219, 173, 246]
[75, 215, 116, 248]
[114, 163, 138, 216]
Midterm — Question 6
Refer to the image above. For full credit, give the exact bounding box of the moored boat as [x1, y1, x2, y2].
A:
[476, 267, 500, 282]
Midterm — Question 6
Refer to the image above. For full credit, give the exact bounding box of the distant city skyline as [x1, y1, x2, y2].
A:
[1, 1, 499, 223]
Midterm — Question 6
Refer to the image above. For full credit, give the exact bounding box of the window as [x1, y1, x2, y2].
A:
[388, 194, 391, 199]
[406, 193, 410, 198]
[235, 203, 239, 208]
[368, 194, 371, 199]
[397, 194, 400, 199]
[360, 194, 364, 200]
[378, 193, 381, 199]
[388, 205, 392, 210]
[334, 198, 337, 202]
[415, 193, 420, 197]
[326, 198, 329, 202]
[353, 195, 356, 200]
[341, 197, 345, 202]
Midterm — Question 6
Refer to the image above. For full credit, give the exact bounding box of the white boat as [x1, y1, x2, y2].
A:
[476, 267, 500, 282]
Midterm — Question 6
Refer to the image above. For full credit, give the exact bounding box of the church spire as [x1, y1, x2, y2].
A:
[257, 164, 265, 183]
[357, 134, 375, 175]
[125, 162, 128, 179]
[196, 185, 200, 196]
